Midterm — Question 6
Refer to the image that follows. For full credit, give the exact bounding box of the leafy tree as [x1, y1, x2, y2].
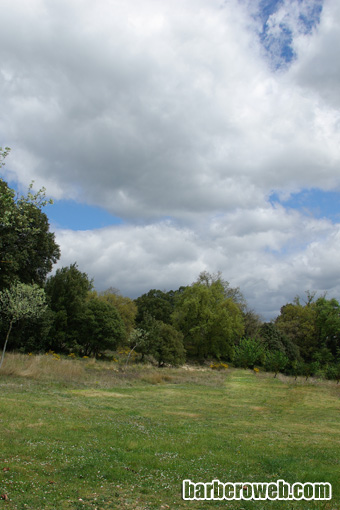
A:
[0, 282, 47, 367]
[135, 289, 177, 325]
[151, 321, 185, 367]
[76, 294, 125, 357]
[98, 288, 137, 340]
[172, 273, 244, 360]
[45, 263, 93, 352]
[315, 297, 340, 356]
[128, 315, 185, 366]
[242, 308, 263, 339]
[5, 308, 54, 354]
[127, 327, 151, 364]
[232, 337, 265, 369]
[0, 168, 60, 290]
[259, 322, 300, 361]
[264, 350, 289, 377]
[275, 296, 317, 361]
[132, 312, 160, 361]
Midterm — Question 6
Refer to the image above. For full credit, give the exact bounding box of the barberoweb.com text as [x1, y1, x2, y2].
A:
[182, 479, 332, 501]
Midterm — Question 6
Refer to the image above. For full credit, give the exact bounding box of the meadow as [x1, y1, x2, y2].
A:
[0, 353, 339, 510]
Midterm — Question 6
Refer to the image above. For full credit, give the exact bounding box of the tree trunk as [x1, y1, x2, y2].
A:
[0, 321, 13, 369]
[124, 345, 137, 370]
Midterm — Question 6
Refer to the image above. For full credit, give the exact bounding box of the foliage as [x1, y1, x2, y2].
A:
[0, 282, 47, 367]
[210, 361, 229, 370]
[172, 272, 244, 360]
[275, 297, 318, 361]
[264, 350, 289, 377]
[45, 263, 93, 352]
[151, 320, 185, 367]
[134, 288, 177, 325]
[315, 297, 340, 356]
[98, 288, 137, 340]
[242, 308, 263, 338]
[259, 322, 300, 360]
[75, 293, 125, 357]
[232, 337, 265, 369]
[0, 172, 60, 290]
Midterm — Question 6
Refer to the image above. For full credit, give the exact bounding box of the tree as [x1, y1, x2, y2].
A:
[264, 350, 289, 377]
[315, 297, 340, 356]
[172, 273, 244, 360]
[0, 282, 47, 368]
[150, 321, 185, 367]
[98, 288, 137, 340]
[275, 296, 317, 361]
[135, 289, 177, 325]
[76, 294, 125, 357]
[45, 263, 93, 352]
[232, 337, 265, 369]
[259, 322, 300, 361]
[0, 164, 60, 290]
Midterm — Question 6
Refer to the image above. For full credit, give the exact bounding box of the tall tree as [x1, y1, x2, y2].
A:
[0, 158, 60, 290]
[275, 297, 317, 361]
[135, 289, 176, 325]
[45, 263, 93, 352]
[76, 293, 125, 357]
[315, 297, 340, 356]
[98, 288, 137, 340]
[172, 272, 244, 360]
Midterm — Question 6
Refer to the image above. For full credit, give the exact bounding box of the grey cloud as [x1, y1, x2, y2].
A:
[2, 0, 340, 220]
[2, 0, 340, 318]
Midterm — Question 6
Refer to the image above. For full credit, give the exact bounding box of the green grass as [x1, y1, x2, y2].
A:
[0, 354, 339, 509]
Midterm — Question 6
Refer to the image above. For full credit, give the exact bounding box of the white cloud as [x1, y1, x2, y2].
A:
[1, 0, 340, 318]
[54, 207, 339, 319]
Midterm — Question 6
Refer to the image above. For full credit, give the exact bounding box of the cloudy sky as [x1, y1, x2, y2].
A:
[1, 0, 340, 319]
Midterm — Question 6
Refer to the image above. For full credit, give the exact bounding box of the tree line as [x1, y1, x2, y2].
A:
[1, 148, 340, 380]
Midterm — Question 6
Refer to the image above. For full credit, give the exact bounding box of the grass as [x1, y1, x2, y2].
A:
[0, 353, 339, 509]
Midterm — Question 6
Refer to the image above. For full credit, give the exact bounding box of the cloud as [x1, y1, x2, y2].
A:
[54, 206, 339, 319]
[2, 0, 340, 215]
[1, 0, 340, 318]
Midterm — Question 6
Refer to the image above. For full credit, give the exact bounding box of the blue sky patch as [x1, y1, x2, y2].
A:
[255, 0, 323, 68]
[45, 200, 123, 230]
[270, 189, 340, 223]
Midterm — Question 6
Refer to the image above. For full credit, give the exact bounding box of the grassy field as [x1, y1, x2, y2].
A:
[0, 353, 339, 509]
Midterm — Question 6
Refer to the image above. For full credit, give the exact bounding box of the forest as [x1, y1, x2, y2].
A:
[1, 147, 340, 381]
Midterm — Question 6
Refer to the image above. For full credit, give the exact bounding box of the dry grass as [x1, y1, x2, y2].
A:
[1, 353, 85, 381]
[0, 352, 228, 388]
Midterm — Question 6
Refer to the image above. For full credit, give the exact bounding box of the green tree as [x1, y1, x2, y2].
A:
[151, 321, 185, 367]
[275, 296, 317, 361]
[45, 263, 93, 352]
[0, 282, 47, 367]
[315, 297, 340, 356]
[172, 273, 244, 360]
[232, 337, 265, 369]
[264, 350, 289, 377]
[135, 289, 177, 325]
[76, 294, 125, 357]
[259, 322, 300, 361]
[98, 288, 137, 340]
[0, 168, 60, 290]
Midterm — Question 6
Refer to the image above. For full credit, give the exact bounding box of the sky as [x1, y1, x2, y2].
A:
[1, 0, 340, 320]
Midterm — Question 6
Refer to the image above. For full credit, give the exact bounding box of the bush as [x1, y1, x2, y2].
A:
[264, 350, 289, 377]
[232, 338, 265, 369]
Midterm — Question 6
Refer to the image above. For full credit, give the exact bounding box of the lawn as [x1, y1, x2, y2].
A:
[0, 354, 339, 509]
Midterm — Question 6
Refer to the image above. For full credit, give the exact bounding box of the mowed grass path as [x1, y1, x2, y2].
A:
[0, 357, 339, 509]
